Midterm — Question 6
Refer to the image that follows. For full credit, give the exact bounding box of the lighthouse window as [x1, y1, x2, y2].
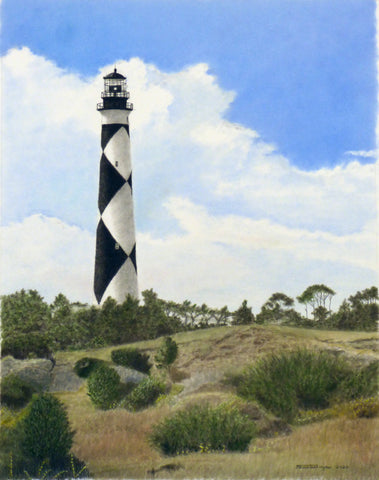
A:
[115, 242, 120, 250]
[115, 161, 118, 167]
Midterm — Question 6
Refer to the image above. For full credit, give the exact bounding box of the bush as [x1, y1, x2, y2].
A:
[1, 332, 51, 359]
[111, 348, 152, 374]
[74, 357, 105, 378]
[154, 337, 178, 369]
[87, 364, 121, 409]
[0, 374, 36, 408]
[336, 360, 378, 401]
[236, 349, 367, 422]
[20, 394, 74, 469]
[349, 397, 379, 418]
[150, 403, 256, 455]
[122, 377, 165, 411]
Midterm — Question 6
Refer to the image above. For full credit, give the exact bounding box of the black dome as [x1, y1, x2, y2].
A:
[103, 68, 126, 80]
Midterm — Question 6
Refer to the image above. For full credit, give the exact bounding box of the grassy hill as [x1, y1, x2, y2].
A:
[54, 324, 378, 479]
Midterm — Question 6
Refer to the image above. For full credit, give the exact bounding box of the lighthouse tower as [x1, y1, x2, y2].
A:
[94, 68, 138, 304]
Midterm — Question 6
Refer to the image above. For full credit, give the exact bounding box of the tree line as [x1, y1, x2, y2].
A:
[1, 285, 377, 359]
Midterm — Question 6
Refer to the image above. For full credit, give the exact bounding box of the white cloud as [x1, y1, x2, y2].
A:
[2, 210, 374, 309]
[0, 215, 95, 303]
[345, 150, 378, 158]
[137, 197, 376, 308]
[1, 47, 376, 309]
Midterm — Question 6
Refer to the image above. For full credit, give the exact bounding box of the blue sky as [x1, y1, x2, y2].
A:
[1, 0, 377, 309]
[2, 0, 376, 169]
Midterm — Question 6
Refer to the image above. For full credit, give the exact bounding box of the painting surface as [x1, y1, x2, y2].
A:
[1, 1, 377, 478]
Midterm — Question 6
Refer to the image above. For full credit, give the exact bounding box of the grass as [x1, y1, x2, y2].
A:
[44, 325, 379, 477]
[67, 414, 378, 478]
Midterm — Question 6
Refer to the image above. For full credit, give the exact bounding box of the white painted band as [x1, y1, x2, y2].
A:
[101, 110, 130, 124]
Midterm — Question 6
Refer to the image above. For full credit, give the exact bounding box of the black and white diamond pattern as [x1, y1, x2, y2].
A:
[94, 122, 138, 304]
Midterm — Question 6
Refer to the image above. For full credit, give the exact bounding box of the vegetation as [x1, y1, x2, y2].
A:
[0, 374, 37, 409]
[73, 357, 106, 378]
[235, 349, 377, 422]
[232, 300, 254, 325]
[0, 324, 372, 479]
[0, 393, 87, 478]
[122, 377, 166, 411]
[0, 285, 377, 478]
[150, 403, 256, 455]
[20, 394, 74, 467]
[154, 337, 178, 370]
[1, 285, 376, 358]
[87, 364, 121, 410]
[111, 347, 152, 374]
[256, 292, 299, 324]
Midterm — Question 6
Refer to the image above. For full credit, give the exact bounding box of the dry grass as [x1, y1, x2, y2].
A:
[64, 409, 378, 479]
[152, 417, 378, 480]
[56, 386, 165, 477]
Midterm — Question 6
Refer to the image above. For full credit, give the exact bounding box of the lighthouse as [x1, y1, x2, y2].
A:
[94, 68, 138, 304]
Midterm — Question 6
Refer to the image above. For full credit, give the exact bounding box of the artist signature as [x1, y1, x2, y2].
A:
[296, 464, 349, 470]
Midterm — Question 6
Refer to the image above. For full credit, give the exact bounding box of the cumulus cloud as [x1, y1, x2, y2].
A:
[1, 47, 376, 308]
[0, 215, 94, 303]
[1, 209, 374, 309]
[138, 198, 376, 308]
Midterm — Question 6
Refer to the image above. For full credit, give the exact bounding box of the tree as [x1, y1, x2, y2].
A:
[256, 293, 294, 324]
[140, 290, 181, 338]
[213, 306, 232, 326]
[155, 337, 178, 370]
[232, 300, 254, 325]
[48, 293, 74, 350]
[336, 287, 378, 331]
[297, 284, 335, 319]
[21, 394, 74, 468]
[1, 290, 52, 358]
[1, 289, 51, 338]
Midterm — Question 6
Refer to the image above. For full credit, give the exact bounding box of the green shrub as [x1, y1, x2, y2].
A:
[111, 348, 152, 374]
[237, 349, 363, 422]
[1, 332, 51, 359]
[0, 374, 36, 408]
[87, 364, 121, 409]
[154, 337, 178, 369]
[122, 377, 165, 411]
[150, 403, 256, 455]
[74, 357, 105, 378]
[336, 361, 378, 401]
[20, 393, 74, 469]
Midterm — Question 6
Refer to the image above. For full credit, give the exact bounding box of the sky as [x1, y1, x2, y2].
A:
[0, 0, 377, 312]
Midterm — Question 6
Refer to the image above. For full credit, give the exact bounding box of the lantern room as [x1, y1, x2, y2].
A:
[97, 68, 133, 111]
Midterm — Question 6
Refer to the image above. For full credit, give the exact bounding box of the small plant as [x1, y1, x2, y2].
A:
[351, 397, 379, 418]
[5, 454, 89, 479]
[154, 337, 178, 370]
[296, 409, 333, 425]
[1, 374, 37, 408]
[73, 357, 105, 378]
[87, 364, 121, 410]
[111, 348, 152, 374]
[151, 403, 256, 455]
[122, 377, 165, 411]
[331, 397, 379, 419]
